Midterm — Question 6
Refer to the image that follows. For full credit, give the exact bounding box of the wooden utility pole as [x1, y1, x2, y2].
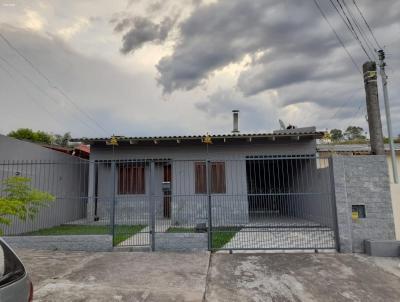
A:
[362, 61, 385, 155]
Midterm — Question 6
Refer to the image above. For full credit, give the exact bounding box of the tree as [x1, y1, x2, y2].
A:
[0, 176, 55, 234]
[8, 128, 52, 144]
[330, 129, 343, 142]
[344, 126, 366, 141]
[8, 128, 36, 141]
[53, 132, 72, 146]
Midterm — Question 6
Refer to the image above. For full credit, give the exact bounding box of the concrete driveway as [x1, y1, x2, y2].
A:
[15, 249, 400, 302]
[205, 253, 400, 302]
[16, 249, 209, 302]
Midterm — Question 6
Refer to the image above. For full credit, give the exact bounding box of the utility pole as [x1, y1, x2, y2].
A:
[362, 61, 385, 155]
[378, 50, 399, 183]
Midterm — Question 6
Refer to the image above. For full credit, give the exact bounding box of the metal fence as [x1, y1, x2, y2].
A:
[0, 156, 338, 251]
[0, 159, 92, 235]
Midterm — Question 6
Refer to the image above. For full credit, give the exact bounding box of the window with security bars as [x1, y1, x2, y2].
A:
[118, 164, 145, 194]
[195, 161, 226, 194]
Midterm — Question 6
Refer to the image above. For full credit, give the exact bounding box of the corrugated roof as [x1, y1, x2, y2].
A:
[72, 130, 324, 144]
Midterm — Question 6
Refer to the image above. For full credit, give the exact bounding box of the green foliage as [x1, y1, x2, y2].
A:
[330, 129, 344, 142]
[0, 176, 55, 234]
[8, 128, 72, 146]
[344, 126, 366, 141]
[8, 128, 53, 144]
[53, 132, 72, 147]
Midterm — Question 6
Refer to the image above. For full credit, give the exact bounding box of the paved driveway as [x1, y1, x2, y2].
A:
[205, 253, 400, 302]
[15, 249, 400, 302]
[16, 249, 209, 302]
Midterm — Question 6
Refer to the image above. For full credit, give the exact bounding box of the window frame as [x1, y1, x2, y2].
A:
[194, 161, 226, 194]
[117, 163, 146, 195]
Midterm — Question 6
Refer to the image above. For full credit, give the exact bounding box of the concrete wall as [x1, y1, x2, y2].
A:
[90, 139, 315, 226]
[0, 135, 88, 235]
[4, 235, 112, 252]
[332, 156, 396, 252]
[154, 233, 207, 251]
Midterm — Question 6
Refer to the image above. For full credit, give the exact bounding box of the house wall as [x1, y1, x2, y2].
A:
[89, 139, 315, 225]
[332, 156, 396, 252]
[0, 135, 88, 235]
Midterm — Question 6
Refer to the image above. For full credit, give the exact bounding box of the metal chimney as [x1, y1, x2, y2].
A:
[232, 110, 239, 133]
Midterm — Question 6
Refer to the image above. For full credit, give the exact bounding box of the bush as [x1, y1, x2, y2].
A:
[0, 176, 55, 235]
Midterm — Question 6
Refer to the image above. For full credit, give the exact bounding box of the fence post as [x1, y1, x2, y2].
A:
[111, 160, 116, 246]
[150, 161, 156, 251]
[206, 160, 212, 251]
[329, 157, 340, 252]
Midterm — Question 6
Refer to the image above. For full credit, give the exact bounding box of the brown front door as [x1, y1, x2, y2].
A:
[163, 164, 172, 218]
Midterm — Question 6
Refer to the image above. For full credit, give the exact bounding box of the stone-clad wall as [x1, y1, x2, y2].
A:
[332, 156, 396, 252]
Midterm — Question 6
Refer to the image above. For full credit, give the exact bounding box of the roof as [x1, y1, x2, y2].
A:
[72, 129, 324, 145]
[317, 144, 400, 154]
[41, 143, 90, 159]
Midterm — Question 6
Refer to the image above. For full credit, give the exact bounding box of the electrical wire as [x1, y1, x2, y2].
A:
[312, 0, 362, 74]
[339, 0, 377, 59]
[352, 0, 382, 50]
[0, 31, 110, 136]
[0, 54, 103, 134]
[0, 60, 66, 128]
[332, 0, 373, 61]
[329, 85, 363, 120]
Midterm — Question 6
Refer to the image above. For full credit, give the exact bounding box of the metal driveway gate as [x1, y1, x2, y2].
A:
[209, 156, 339, 251]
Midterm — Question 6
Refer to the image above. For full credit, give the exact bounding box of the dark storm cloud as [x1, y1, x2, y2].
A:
[114, 16, 176, 54]
[156, 0, 400, 97]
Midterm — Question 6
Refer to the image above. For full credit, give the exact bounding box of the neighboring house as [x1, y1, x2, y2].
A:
[42, 144, 90, 159]
[0, 134, 88, 235]
[76, 126, 325, 226]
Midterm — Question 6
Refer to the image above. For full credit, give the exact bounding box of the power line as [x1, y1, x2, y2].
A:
[0, 60, 66, 128]
[312, 0, 362, 74]
[0, 54, 102, 134]
[352, 0, 382, 50]
[339, 0, 376, 59]
[329, 85, 363, 120]
[0, 31, 110, 136]
[332, 0, 373, 61]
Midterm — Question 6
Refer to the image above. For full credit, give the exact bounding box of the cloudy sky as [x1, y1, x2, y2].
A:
[0, 0, 399, 138]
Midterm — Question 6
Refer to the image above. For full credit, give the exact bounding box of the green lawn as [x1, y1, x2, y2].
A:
[166, 226, 241, 249]
[26, 224, 146, 246]
[211, 227, 241, 249]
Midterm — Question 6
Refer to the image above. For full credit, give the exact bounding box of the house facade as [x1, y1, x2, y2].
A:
[81, 127, 325, 227]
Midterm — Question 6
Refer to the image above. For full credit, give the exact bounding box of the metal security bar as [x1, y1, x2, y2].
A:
[209, 156, 337, 250]
[0, 159, 93, 236]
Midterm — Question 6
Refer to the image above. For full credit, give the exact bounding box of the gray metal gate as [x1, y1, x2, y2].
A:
[109, 156, 338, 251]
[209, 156, 339, 251]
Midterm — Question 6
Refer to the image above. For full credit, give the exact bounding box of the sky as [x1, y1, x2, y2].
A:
[0, 0, 399, 138]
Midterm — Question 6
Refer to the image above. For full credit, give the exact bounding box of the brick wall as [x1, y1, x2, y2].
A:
[332, 156, 396, 252]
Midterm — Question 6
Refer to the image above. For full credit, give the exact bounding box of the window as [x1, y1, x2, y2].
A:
[195, 162, 226, 194]
[118, 164, 145, 194]
[195, 162, 207, 194]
